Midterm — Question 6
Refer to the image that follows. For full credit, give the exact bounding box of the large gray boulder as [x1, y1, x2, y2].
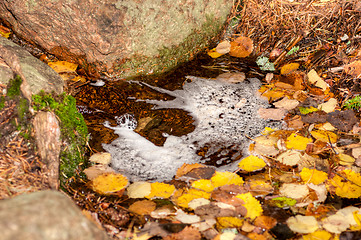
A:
[0, 0, 233, 79]
[0, 190, 111, 240]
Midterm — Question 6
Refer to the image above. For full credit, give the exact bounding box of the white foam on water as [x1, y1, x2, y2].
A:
[103, 76, 282, 181]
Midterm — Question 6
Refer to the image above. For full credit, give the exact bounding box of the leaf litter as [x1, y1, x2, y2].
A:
[3, 0, 361, 239]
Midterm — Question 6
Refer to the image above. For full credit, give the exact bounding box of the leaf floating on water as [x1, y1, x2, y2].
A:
[229, 36, 254, 58]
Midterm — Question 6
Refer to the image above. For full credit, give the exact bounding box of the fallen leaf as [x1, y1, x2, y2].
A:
[276, 150, 302, 166]
[188, 198, 211, 210]
[229, 36, 254, 58]
[273, 97, 299, 110]
[48, 61, 78, 73]
[216, 216, 244, 229]
[89, 152, 111, 164]
[286, 215, 319, 234]
[254, 215, 277, 230]
[215, 72, 245, 84]
[211, 171, 244, 188]
[175, 209, 201, 224]
[175, 163, 210, 179]
[216, 40, 231, 54]
[299, 106, 319, 115]
[238, 155, 266, 172]
[259, 85, 288, 100]
[0, 25, 11, 38]
[345, 60, 361, 77]
[301, 111, 327, 124]
[236, 192, 263, 219]
[207, 48, 223, 58]
[302, 230, 332, 240]
[258, 108, 286, 120]
[146, 182, 176, 199]
[164, 226, 201, 240]
[279, 183, 309, 200]
[280, 63, 300, 75]
[173, 189, 211, 208]
[129, 200, 156, 216]
[300, 168, 328, 185]
[275, 71, 305, 90]
[318, 98, 338, 113]
[307, 69, 329, 91]
[150, 205, 175, 219]
[327, 110, 359, 132]
[127, 182, 152, 198]
[91, 173, 128, 195]
[328, 169, 361, 198]
[310, 129, 337, 143]
[269, 197, 297, 208]
[191, 179, 215, 192]
[83, 164, 116, 180]
[286, 133, 312, 151]
[256, 56, 275, 71]
[322, 212, 350, 234]
[337, 153, 355, 166]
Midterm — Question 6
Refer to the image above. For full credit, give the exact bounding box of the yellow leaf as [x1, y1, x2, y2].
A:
[129, 200, 156, 216]
[211, 171, 244, 188]
[286, 133, 312, 150]
[337, 153, 355, 166]
[236, 192, 263, 220]
[280, 63, 300, 75]
[287, 215, 319, 234]
[145, 182, 175, 199]
[300, 168, 328, 185]
[310, 130, 337, 143]
[174, 189, 211, 208]
[48, 61, 78, 73]
[207, 48, 223, 58]
[229, 36, 254, 58]
[329, 169, 361, 198]
[238, 155, 266, 172]
[71, 75, 87, 83]
[216, 216, 244, 229]
[302, 230, 332, 240]
[91, 173, 128, 195]
[191, 179, 215, 192]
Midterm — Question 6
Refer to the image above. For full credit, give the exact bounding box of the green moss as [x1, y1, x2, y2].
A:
[32, 91, 89, 185]
[6, 75, 22, 99]
[17, 98, 29, 121]
[0, 95, 5, 110]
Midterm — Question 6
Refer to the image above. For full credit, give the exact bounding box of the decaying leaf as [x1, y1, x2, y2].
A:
[229, 36, 254, 58]
[175, 209, 201, 224]
[286, 215, 319, 234]
[258, 108, 286, 120]
[215, 72, 245, 84]
[269, 197, 297, 208]
[326, 110, 359, 132]
[129, 200, 156, 216]
[164, 226, 201, 240]
[215, 40, 231, 54]
[273, 97, 299, 110]
[254, 215, 277, 230]
[307, 69, 329, 92]
[236, 192, 263, 220]
[345, 60, 361, 77]
[318, 98, 338, 113]
[89, 152, 111, 164]
[279, 183, 309, 200]
[238, 155, 266, 172]
[91, 173, 128, 195]
[276, 150, 302, 166]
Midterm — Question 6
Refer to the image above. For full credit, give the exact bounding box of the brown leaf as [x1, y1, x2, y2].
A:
[258, 108, 286, 120]
[129, 200, 156, 216]
[229, 36, 254, 58]
[301, 111, 327, 124]
[275, 71, 305, 90]
[164, 226, 201, 240]
[327, 110, 359, 132]
[345, 60, 361, 77]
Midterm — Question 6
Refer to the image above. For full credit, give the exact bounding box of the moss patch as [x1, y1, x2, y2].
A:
[6, 75, 22, 99]
[32, 91, 88, 185]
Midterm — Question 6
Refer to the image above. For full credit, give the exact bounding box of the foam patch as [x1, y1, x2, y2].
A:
[103, 76, 282, 181]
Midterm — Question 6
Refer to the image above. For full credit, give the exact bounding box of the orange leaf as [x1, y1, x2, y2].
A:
[229, 36, 253, 58]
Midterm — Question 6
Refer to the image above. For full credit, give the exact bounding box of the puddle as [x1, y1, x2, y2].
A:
[74, 55, 281, 181]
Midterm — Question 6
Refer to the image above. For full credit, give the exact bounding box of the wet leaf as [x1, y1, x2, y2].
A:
[175, 209, 201, 224]
[345, 60, 361, 77]
[273, 97, 299, 110]
[337, 153, 355, 166]
[48, 61, 78, 73]
[254, 215, 277, 230]
[238, 155, 266, 172]
[299, 106, 319, 115]
[258, 108, 286, 120]
[173, 189, 211, 208]
[300, 168, 328, 185]
[302, 230, 332, 240]
[318, 98, 338, 113]
[146, 182, 176, 199]
[326, 110, 358, 132]
[0, 25, 11, 38]
[276, 150, 302, 166]
[216, 72, 245, 84]
[127, 181, 152, 198]
[91, 173, 128, 195]
[286, 215, 319, 234]
[280, 63, 299, 75]
[129, 200, 156, 216]
[286, 133, 312, 151]
[164, 226, 201, 240]
[270, 197, 297, 208]
[279, 183, 309, 200]
[236, 192, 263, 220]
[229, 36, 254, 58]
[191, 179, 214, 192]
